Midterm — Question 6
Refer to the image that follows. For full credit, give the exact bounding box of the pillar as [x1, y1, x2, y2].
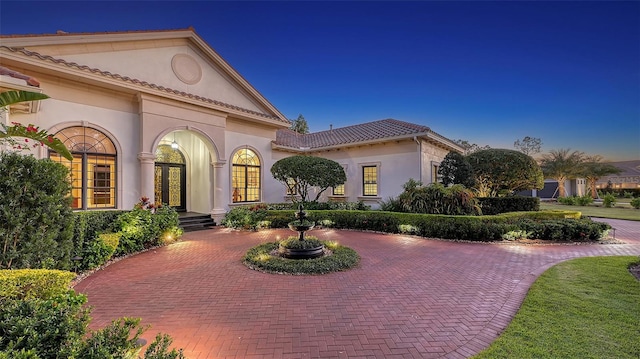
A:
[210, 161, 226, 223]
[138, 152, 156, 202]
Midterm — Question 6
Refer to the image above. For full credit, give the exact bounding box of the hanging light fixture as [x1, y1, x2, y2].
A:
[171, 132, 179, 149]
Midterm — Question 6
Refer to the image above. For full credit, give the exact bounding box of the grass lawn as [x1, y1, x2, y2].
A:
[473, 256, 640, 359]
[540, 202, 640, 221]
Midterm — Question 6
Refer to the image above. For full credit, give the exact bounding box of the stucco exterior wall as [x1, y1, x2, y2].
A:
[51, 43, 267, 113]
[420, 140, 450, 184]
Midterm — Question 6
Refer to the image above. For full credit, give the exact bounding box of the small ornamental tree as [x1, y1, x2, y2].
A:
[438, 151, 475, 187]
[467, 149, 544, 197]
[271, 155, 346, 203]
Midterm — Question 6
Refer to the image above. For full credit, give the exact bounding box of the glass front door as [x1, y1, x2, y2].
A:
[154, 163, 186, 212]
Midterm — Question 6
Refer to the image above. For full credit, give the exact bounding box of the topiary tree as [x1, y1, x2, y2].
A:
[271, 155, 346, 203]
[438, 151, 475, 187]
[467, 149, 544, 197]
[0, 152, 74, 269]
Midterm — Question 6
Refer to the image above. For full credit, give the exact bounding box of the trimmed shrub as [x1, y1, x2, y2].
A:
[603, 194, 616, 208]
[221, 204, 268, 230]
[0, 291, 91, 357]
[80, 232, 121, 270]
[113, 200, 181, 256]
[267, 201, 370, 211]
[0, 270, 184, 357]
[0, 269, 75, 300]
[478, 196, 540, 215]
[0, 153, 74, 270]
[631, 198, 640, 209]
[260, 209, 605, 242]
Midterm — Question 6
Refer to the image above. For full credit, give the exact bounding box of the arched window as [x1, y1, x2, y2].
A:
[232, 148, 260, 203]
[49, 127, 117, 210]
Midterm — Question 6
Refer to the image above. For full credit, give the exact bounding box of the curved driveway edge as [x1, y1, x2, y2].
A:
[74, 219, 640, 358]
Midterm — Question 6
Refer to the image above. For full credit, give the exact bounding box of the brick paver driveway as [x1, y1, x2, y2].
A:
[74, 219, 639, 358]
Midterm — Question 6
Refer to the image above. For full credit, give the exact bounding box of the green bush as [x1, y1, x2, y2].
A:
[603, 194, 616, 208]
[221, 204, 268, 230]
[80, 232, 121, 270]
[0, 280, 184, 358]
[631, 198, 640, 209]
[478, 196, 540, 215]
[558, 196, 577, 205]
[0, 153, 74, 270]
[260, 209, 605, 242]
[395, 180, 481, 215]
[244, 239, 359, 275]
[70, 210, 125, 270]
[576, 195, 594, 206]
[113, 199, 181, 256]
[267, 201, 369, 211]
[516, 218, 610, 241]
[0, 291, 90, 357]
[558, 195, 593, 206]
[0, 269, 75, 300]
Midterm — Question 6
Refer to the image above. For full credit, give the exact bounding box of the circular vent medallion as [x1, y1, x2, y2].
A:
[171, 54, 202, 85]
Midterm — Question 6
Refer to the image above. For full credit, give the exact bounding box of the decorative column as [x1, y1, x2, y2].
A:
[138, 152, 156, 202]
[210, 161, 226, 223]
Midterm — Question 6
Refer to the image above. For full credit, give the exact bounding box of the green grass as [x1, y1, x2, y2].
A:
[540, 202, 640, 221]
[474, 256, 640, 359]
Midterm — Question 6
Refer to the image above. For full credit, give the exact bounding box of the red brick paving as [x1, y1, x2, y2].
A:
[73, 219, 640, 358]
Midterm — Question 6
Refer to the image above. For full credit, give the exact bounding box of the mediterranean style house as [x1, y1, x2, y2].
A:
[0, 28, 461, 221]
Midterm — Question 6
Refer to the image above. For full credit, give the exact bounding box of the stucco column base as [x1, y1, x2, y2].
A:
[138, 152, 156, 202]
[209, 209, 226, 225]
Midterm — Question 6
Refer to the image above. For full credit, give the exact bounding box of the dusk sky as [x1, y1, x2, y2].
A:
[1, 1, 638, 161]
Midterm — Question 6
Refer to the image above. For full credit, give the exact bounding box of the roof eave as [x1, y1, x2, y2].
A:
[0, 47, 287, 125]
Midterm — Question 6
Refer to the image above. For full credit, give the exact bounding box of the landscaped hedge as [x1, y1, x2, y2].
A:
[0, 269, 75, 300]
[257, 209, 608, 242]
[478, 196, 540, 215]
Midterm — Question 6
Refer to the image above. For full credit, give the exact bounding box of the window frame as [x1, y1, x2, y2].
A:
[362, 164, 379, 197]
[49, 126, 117, 210]
[231, 147, 261, 203]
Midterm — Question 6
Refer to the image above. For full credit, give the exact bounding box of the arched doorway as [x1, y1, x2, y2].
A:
[154, 144, 186, 212]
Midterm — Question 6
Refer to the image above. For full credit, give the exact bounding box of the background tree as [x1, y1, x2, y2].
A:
[467, 149, 544, 197]
[271, 155, 346, 203]
[454, 139, 490, 155]
[289, 114, 309, 134]
[539, 148, 585, 198]
[438, 151, 475, 187]
[514, 136, 542, 156]
[580, 155, 621, 198]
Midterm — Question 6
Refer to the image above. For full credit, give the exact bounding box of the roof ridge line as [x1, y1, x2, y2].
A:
[0, 45, 286, 122]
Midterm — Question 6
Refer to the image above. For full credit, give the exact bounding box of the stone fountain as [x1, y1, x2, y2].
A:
[281, 204, 324, 259]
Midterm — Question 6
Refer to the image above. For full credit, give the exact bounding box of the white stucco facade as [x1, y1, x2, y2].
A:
[1, 28, 461, 218]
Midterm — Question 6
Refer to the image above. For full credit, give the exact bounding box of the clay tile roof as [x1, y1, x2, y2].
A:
[275, 119, 434, 149]
[0, 45, 286, 123]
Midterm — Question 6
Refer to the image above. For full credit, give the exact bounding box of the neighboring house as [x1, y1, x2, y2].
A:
[595, 160, 640, 191]
[0, 28, 460, 220]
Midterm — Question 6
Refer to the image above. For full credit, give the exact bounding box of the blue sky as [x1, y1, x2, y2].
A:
[1, 1, 639, 161]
